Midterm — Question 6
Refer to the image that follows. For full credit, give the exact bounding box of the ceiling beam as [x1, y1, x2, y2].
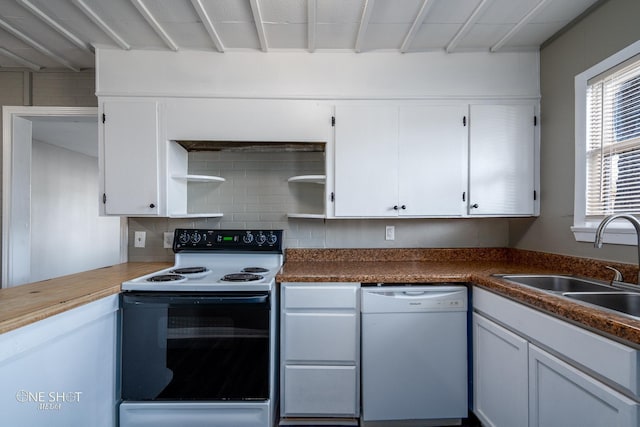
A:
[490, 0, 551, 52]
[308, 0, 316, 52]
[249, 0, 268, 52]
[400, 0, 436, 53]
[445, 0, 493, 53]
[71, 0, 130, 50]
[190, 0, 224, 52]
[130, 0, 178, 51]
[16, 0, 92, 53]
[355, 0, 375, 53]
[0, 17, 79, 71]
[0, 47, 42, 71]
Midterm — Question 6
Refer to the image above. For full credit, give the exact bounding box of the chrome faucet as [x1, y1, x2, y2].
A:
[594, 214, 640, 285]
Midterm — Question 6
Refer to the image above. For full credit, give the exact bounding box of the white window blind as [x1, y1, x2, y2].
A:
[586, 57, 640, 216]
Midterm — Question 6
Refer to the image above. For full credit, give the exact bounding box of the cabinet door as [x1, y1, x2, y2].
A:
[398, 105, 467, 216]
[283, 365, 358, 416]
[529, 344, 639, 427]
[334, 105, 399, 217]
[473, 313, 529, 427]
[469, 104, 536, 215]
[102, 100, 159, 215]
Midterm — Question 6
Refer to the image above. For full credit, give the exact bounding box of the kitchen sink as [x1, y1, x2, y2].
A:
[494, 274, 622, 293]
[563, 292, 640, 320]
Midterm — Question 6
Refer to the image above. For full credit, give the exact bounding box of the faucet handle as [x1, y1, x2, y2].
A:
[605, 266, 623, 284]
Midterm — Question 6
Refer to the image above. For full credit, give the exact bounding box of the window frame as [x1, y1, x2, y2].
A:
[573, 39, 640, 245]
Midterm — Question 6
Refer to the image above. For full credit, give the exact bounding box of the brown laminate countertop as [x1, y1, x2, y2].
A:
[0, 262, 171, 334]
[277, 248, 640, 348]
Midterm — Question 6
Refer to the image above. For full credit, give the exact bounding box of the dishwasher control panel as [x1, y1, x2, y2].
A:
[361, 285, 468, 313]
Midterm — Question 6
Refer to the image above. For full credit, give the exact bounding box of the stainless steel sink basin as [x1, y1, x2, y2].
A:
[563, 292, 640, 319]
[494, 274, 622, 293]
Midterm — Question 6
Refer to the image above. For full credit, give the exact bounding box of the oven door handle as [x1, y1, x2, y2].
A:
[122, 294, 269, 305]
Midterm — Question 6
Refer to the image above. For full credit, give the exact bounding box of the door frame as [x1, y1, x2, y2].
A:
[2, 106, 127, 288]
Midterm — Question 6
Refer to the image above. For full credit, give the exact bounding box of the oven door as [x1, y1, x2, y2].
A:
[120, 292, 270, 401]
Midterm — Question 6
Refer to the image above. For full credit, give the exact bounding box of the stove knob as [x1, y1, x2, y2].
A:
[191, 231, 201, 244]
[178, 230, 190, 244]
[256, 232, 267, 245]
[243, 232, 254, 244]
[267, 233, 278, 245]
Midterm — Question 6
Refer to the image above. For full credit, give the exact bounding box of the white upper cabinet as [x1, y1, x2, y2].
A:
[398, 105, 467, 216]
[101, 100, 161, 216]
[468, 104, 537, 216]
[333, 104, 468, 217]
[334, 105, 399, 217]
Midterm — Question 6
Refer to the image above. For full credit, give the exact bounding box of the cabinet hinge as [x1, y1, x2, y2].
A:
[533, 190, 537, 201]
[331, 116, 335, 127]
[330, 192, 335, 202]
[102, 193, 107, 204]
[462, 192, 466, 202]
[463, 116, 467, 127]
[102, 113, 106, 124]
[534, 115, 537, 126]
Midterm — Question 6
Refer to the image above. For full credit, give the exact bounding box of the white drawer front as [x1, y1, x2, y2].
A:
[283, 312, 357, 362]
[282, 283, 358, 309]
[283, 365, 358, 416]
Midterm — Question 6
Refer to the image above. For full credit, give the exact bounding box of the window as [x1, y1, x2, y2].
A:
[573, 40, 640, 245]
[586, 59, 640, 216]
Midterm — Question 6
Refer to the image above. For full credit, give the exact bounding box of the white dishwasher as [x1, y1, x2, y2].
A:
[361, 284, 468, 427]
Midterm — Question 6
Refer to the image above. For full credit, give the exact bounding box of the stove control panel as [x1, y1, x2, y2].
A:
[173, 229, 283, 253]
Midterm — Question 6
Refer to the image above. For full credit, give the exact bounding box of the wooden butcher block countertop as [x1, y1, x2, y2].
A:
[277, 248, 640, 348]
[0, 262, 171, 334]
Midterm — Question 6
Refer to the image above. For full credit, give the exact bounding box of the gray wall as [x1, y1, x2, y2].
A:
[510, 0, 640, 264]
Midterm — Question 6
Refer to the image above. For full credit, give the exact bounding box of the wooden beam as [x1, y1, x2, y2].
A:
[0, 17, 79, 71]
[130, 0, 179, 51]
[190, 0, 225, 52]
[446, 0, 493, 53]
[491, 0, 551, 52]
[17, 0, 92, 53]
[72, 0, 131, 50]
[249, 0, 268, 52]
[400, 0, 436, 53]
[0, 47, 42, 71]
[355, 0, 375, 53]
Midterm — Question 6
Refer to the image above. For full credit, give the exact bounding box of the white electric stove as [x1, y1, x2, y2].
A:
[119, 228, 283, 427]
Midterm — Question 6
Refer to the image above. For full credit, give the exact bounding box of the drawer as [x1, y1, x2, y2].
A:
[283, 312, 358, 362]
[282, 282, 358, 309]
[282, 365, 358, 417]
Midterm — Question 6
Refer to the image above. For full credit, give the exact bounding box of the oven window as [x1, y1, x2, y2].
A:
[121, 293, 270, 401]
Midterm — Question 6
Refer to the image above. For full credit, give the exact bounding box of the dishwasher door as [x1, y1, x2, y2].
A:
[361, 285, 468, 426]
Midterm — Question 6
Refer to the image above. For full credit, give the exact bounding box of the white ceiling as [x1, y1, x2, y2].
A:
[0, 0, 602, 71]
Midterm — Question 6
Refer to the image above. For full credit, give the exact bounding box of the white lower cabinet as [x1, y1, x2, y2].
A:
[473, 313, 528, 427]
[529, 344, 639, 427]
[473, 287, 640, 427]
[280, 282, 360, 421]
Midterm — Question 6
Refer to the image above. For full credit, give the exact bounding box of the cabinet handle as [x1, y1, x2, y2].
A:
[393, 205, 399, 210]
[149, 203, 156, 209]
[401, 205, 406, 210]
[471, 203, 479, 209]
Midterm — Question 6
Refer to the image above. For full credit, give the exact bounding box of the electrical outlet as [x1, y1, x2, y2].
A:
[134, 231, 146, 248]
[385, 225, 395, 241]
[163, 232, 174, 249]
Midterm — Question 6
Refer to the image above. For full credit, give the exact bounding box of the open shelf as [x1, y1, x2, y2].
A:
[168, 213, 224, 218]
[287, 213, 326, 219]
[287, 175, 326, 184]
[171, 174, 225, 183]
